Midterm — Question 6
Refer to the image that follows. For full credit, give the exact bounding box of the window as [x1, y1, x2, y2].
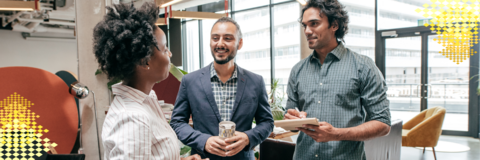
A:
[201, 19, 216, 67]
[377, 0, 423, 30]
[234, 7, 271, 85]
[273, 2, 301, 106]
[273, 0, 292, 4]
[233, 0, 269, 11]
[185, 20, 200, 72]
[392, 0, 423, 7]
[343, 1, 375, 61]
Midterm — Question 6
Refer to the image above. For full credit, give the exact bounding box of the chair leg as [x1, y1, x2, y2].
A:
[423, 147, 425, 154]
[432, 147, 437, 160]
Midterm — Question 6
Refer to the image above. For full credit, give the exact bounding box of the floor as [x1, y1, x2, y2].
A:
[288, 135, 479, 160]
[401, 135, 480, 160]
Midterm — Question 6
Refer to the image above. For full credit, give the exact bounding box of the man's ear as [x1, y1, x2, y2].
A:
[332, 20, 339, 32]
[237, 38, 243, 50]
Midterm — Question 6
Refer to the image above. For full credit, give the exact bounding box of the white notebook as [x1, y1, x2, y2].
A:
[274, 118, 319, 130]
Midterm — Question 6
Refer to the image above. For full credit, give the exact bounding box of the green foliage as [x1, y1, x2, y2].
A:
[255, 151, 259, 159]
[169, 63, 188, 81]
[95, 69, 102, 75]
[179, 68, 188, 75]
[95, 69, 122, 90]
[180, 145, 191, 156]
[470, 73, 480, 95]
[272, 110, 285, 121]
[269, 79, 285, 120]
[107, 78, 122, 90]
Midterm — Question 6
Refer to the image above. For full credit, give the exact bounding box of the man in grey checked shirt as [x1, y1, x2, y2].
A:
[284, 0, 391, 160]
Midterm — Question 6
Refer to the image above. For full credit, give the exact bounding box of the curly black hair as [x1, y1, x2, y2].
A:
[93, 2, 160, 81]
[300, 0, 349, 41]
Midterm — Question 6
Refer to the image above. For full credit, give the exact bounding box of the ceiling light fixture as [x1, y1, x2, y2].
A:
[0, 8, 33, 11]
[0, 0, 39, 11]
[160, 0, 182, 8]
[296, 0, 307, 5]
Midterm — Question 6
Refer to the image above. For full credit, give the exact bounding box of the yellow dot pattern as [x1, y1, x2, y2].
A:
[416, 0, 479, 64]
[0, 93, 56, 160]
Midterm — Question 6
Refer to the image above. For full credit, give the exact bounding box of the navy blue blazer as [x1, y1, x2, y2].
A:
[170, 64, 274, 160]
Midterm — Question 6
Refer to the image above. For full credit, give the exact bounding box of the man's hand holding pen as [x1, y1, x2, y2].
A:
[284, 107, 307, 120]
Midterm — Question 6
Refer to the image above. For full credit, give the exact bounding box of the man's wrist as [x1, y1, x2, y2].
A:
[204, 136, 213, 154]
[241, 132, 250, 144]
[333, 127, 348, 141]
[240, 131, 251, 150]
[245, 135, 250, 145]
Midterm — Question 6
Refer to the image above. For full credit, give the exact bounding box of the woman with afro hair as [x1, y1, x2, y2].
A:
[94, 2, 207, 160]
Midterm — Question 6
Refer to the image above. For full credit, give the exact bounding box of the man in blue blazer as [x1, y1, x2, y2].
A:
[170, 17, 274, 160]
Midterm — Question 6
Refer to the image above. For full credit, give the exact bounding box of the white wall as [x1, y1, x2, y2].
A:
[0, 30, 78, 75]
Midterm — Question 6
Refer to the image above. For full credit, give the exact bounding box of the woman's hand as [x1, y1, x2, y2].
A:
[181, 154, 210, 160]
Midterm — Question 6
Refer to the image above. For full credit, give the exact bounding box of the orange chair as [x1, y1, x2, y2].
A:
[402, 106, 446, 160]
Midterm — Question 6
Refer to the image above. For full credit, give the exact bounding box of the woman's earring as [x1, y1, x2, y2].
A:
[147, 67, 150, 70]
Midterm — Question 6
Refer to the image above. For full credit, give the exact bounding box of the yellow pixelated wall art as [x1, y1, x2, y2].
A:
[416, 0, 479, 64]
[0, 67, 78, 155]
[0, 93, 56, 160]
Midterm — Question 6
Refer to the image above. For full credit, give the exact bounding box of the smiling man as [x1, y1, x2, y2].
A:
[170, 17, 274, 160]
[283, 0, 391, 160]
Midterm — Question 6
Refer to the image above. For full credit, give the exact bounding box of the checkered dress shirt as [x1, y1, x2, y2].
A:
[210, 64, 238, 122]
[285, 42, 391, 160]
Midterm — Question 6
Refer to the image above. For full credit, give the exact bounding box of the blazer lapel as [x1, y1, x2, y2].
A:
[230, 66, 246, 120]
[200, 64, 222, 122]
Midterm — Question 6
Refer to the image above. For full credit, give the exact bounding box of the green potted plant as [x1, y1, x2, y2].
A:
[470, 73, 480, 95]
[269, 79, 285, 120]
[180, 145, 192, 158]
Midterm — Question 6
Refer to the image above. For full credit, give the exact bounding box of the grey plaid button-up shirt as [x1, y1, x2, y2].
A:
[210, 64, 238, 122]
[285, 42, 391, 160]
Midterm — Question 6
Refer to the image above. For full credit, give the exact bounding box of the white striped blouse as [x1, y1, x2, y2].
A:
[102, 83, 180, 160]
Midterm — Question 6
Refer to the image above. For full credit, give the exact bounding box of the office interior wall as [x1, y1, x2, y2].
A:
[0, 30, 78, 75]
[75, 0, 109, 159]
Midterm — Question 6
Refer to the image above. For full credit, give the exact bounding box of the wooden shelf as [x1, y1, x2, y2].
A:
[171, 11, 225, 20]
[0, 1, 39, 11]
[269, 131, 298, 139]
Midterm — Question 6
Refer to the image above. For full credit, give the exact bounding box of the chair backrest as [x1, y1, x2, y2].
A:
[411, 106, 446, 146]
[260, 139, 296, 160]
[424, 107, 445, 120]
[55, 70, 81, 153]
[55, 70, 80, 127]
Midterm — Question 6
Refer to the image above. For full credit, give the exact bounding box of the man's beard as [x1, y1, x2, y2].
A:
[212, 47, 237, 65]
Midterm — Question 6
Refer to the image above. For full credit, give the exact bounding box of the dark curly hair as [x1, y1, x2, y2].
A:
[300, 0, 349, 41]
[93, 2, 160, 81]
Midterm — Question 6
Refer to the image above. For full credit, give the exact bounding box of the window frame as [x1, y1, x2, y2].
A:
[181, 0, 298, 86]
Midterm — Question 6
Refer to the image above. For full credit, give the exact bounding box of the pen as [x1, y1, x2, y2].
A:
[295, 107, 304, 119]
